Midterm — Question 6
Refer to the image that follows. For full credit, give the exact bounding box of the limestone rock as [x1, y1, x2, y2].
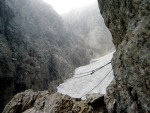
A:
[3, 87, 119, 113]
[86, 93, 104, 104]
[104, 79, 116, 113]
[98, 0, 150, 112]
[3, 90, 94, 113]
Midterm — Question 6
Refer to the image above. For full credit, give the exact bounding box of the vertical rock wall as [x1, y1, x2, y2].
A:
[0, 0, 91, 112]
[98, 0, 150, 112]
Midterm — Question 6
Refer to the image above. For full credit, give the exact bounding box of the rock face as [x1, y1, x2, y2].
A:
[3, 89, 107, 113]
[98, 0, 150, 112]
[3, 81, 116, 113]
[104, 79, 116, 113]
[0, 0, 92, 111]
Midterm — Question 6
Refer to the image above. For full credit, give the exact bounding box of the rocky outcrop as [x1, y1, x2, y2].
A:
[3, 80, 116, 113]
[104, 79, 116, 113]
[98, 0, 150, 112]
[3, 89, 106, 113]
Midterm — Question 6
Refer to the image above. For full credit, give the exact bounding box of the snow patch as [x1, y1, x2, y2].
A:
[57, 52, 114, 99]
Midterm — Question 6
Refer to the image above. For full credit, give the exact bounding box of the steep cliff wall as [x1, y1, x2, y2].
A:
[98, 0, 150, 112]
[0, 0, 91, 111]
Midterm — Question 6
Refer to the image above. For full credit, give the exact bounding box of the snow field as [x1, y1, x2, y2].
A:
[57, 52, 114, 99]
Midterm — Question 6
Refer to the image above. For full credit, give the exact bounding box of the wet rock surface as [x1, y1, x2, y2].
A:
[98, 0, 150, 112]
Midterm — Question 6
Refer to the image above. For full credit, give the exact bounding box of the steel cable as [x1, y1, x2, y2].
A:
[81, 69, 113, 98]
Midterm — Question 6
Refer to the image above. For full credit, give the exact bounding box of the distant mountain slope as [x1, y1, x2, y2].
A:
[63, 3, 115, 57]
[0, 0, 91, 111]
[57, 52, 114, 99]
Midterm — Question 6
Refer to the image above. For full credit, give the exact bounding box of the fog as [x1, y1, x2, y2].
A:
[0, 0, 114, 111]
[43, 0, 115, 57]
[43, 0, 114, 58]
[62, 2, 115, 58]
[43, 0, 96, 14]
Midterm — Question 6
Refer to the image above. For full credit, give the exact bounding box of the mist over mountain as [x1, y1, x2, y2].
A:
[0, 0, 115, 112]
[62, 3, 115, 58]
[1, 0, 149, 112]
[0, 0, 92, 111]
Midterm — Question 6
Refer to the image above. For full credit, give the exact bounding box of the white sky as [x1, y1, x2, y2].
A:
[43, 0, 96, 14]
